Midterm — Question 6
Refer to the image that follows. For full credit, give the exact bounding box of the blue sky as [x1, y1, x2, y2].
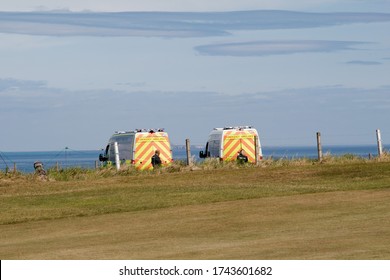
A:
[1, 0, 390, 151]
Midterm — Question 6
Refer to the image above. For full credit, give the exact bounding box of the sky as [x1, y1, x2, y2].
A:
[1, 0, 390, 151]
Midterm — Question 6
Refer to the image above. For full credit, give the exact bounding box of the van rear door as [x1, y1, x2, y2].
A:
[222, 129, 258, 163]
[134, 131, 172, 170]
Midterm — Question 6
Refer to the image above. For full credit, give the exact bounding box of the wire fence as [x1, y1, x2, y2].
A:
[0, 149, 101, 174]
[1, 131, 388, 173]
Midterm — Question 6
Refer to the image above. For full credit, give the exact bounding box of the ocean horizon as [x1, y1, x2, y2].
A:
[1, 144, 388, 174]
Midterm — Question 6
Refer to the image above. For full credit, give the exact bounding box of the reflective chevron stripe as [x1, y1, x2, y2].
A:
[222, 130, 257, 163]
[134, 132, 172, 170]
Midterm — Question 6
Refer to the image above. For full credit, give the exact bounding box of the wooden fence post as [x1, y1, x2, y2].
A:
[254, 135, 259, 165]
[186, 139, 192, 166]
[316, 132, 323, 162]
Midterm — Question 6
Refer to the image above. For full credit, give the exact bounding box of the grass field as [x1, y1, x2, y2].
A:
[1, 157, 390, 259]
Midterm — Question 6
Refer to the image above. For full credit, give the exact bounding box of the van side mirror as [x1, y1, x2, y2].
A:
[199, 151, 205, 158]
[99, 154, 108, 162]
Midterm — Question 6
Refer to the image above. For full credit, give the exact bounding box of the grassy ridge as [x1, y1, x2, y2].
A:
[1, 159, 390, 224]
[1, 157, 390, 259]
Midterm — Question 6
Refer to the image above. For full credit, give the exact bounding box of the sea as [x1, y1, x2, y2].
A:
[1, 145, 388, 174]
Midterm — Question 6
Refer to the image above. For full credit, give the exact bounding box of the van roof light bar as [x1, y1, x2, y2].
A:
[149, 128, 165, 133]
[134, 128, 165, 133]
[114, 128, 166, 134]
[222, 125, 253, 130]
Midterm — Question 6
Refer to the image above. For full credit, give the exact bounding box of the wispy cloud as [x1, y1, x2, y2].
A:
[0, 78, 46, 92]
[346, 60, 382, 65]
[0, 78, 67, 112]
[2, 78, 390, 148]
[1, 10, 390, 38]
[3, 78, 389, 115]
[195, 40, 367, 57]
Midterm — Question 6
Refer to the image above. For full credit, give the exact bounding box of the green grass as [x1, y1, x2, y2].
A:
[1, 157, 390, 259]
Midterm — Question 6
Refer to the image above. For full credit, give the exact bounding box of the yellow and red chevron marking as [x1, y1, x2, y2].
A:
[222, 130, 257, 163]
[134, 132, 172, 170]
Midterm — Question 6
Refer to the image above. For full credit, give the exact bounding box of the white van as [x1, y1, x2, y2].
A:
[199, 126, 263, 163]
[99, 129, 172, 170]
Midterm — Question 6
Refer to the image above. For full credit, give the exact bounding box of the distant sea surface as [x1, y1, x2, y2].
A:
[1, 145, 388, 173]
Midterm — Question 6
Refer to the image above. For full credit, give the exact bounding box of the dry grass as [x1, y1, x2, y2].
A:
[1, 159, 390, 259]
